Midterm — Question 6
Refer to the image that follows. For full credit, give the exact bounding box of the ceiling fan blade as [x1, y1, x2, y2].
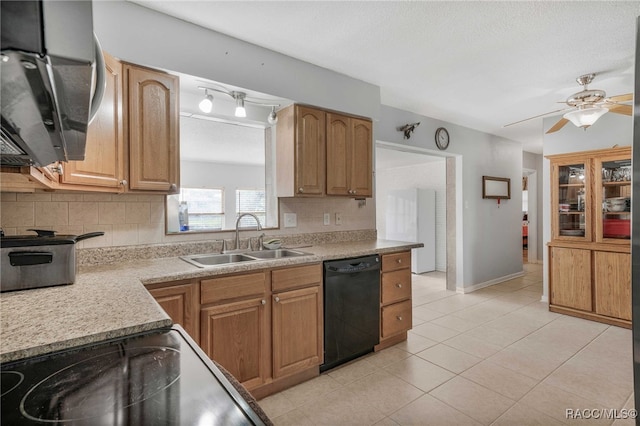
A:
[608, 93, 633, 102]
[545, 118, 570, 134]
[503, 108, 571, 128]
[608, 104, 633, 116]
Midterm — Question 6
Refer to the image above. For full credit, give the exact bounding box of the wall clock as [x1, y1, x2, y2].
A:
[435, 127, 450, 150]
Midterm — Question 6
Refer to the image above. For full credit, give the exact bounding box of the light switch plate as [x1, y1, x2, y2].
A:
[335, 212, 342, 225]
[284, 213, 297, 228]
[323, 213, 330, 225]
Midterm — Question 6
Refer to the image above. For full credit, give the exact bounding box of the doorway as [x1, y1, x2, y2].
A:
[375, 142, 461, 291]
[522, 168, 537, 264]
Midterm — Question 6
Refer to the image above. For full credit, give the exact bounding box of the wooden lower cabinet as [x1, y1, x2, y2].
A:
[146, 281, 199, 343]
[594, 251, 631, 321]
[195, 263, 323, 397]
[550, 247, 592, 311]
[200, 297, 269, 390]
[549, 245, 631, 328]
[376, 251, 413, 350]
[272, 285, 322, 379]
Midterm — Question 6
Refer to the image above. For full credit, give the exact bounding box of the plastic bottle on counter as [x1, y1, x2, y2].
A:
[179, 202, 189, 231]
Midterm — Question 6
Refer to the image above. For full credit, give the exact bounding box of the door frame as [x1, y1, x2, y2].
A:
[374, 141, 463, 291]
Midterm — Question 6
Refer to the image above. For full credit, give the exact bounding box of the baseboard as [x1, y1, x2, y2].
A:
[456, 271, 526, 294]
[540, 295, 549, 303]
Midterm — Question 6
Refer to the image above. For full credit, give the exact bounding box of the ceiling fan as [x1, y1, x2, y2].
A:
[505, 73, 633, 134]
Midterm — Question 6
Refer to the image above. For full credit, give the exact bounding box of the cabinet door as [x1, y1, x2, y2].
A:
[326, 113, 350, 196]
[349, 118, 372, 197]
[200, 297, 269, 390]
[594, 151, 631, 244]
[126, 64, 179, 193]
[147, 282, 199, 343]
[62, 51, 124, 190]
[294, 105, 325, 196]
[594, 251, 631, 320]
[551, 160, 590, 241]
[550, 247, 592, 311]
[272, 285, 322, 379]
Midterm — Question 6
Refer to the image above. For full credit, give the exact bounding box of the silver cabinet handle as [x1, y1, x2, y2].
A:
[119, 179, 128, 187]
[397, 258, 402, 264]
[170, 183, 177, 191]
[298, 187, 304, 193]
[261, 299, 266, 305]
[396, 283, 402, 288]
[397, 316, 403, 321]
[274, 296, 280, 303]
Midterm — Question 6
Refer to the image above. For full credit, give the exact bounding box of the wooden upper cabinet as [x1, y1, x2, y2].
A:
[349, 118, 372, 197]
[326, 114, 372, 197]
[277, 104, 372, 198]
[326, 113, 350, 196]
[125, 63, 179, 193]
[61, 51, 125, 190]
[294, 105, 326, 196]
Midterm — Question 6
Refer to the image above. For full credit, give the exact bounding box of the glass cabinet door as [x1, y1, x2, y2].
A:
[596, 156, 631, 243]
[555, 162, 589, 240]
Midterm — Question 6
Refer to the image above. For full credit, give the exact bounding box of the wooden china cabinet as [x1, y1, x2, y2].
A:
[547, 146, 631, 328]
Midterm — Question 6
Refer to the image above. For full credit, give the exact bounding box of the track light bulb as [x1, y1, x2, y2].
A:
[199, 91, 213, 113]
[267, 106, 278, 125]
[234, 93, 246, 118]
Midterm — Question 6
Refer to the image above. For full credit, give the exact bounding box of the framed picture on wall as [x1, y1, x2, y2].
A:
[482, 176, 511, 199]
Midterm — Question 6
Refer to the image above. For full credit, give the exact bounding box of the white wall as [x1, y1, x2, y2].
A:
[541, 112, 633, 301]
[93, 1, 380, 120]
[376, 105, 524, 289]
[376, 161, 447, 271]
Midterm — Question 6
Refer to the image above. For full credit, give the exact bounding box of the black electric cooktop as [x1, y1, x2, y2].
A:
[1, 326, 264, 425]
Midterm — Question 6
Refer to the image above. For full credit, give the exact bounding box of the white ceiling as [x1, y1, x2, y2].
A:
[133, 1, 639, 154]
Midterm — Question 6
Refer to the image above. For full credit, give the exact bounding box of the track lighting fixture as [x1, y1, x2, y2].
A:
[233, 92, 246, 118]
[197, 85, 280, 124]
[198, 90, 213, 114]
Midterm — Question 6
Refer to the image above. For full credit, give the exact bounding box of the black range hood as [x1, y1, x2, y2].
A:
[0, 0, 104, 167]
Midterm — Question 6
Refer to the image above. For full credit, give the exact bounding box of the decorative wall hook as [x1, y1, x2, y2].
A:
[398, 122, 420, 139]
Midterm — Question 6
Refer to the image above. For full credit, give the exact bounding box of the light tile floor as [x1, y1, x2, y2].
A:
[258, 264, 635, 425]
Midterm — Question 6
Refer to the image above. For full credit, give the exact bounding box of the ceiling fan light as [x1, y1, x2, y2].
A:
[563, 106, 608, 129]
[234, 93, 246, 118]
[198, 93, 213, 113]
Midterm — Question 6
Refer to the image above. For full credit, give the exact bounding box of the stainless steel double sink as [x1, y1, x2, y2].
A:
[181, 249, 312, 268]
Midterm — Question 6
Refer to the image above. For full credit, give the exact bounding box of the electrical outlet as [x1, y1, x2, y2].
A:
[323, 213, 330, 225]
[335, 212, 343, 225]
[284, 213, 297, 228]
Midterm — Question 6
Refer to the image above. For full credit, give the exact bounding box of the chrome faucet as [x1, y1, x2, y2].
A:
[235, 213, 262, 250]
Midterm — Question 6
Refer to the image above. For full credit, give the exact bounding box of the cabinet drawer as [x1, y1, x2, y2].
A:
[381, 269, 412, 305]
[272, 263, 322, 292]
[201, 272, 267, 305]
[381, 300, 412, 338]
[381, 251, 411, 272]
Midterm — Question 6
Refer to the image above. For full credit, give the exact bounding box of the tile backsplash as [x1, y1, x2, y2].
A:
[0, 192, 376, 249]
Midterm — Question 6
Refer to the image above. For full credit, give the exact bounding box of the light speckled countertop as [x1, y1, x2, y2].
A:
[0, 239, 420, 363]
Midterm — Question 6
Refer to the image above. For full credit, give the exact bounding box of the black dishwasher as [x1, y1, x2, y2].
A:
[321, 255, 380, 372]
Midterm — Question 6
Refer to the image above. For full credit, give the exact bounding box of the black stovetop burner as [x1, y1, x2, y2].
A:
[1, 327, 263, 425]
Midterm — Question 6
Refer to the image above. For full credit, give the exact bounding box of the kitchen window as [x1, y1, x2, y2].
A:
[236, 189, 266, 228]
[181, 188, 224, 230]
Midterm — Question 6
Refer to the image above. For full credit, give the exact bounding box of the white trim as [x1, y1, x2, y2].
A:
[540, 295, 549, 303]
[456, 271, 526, 294]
